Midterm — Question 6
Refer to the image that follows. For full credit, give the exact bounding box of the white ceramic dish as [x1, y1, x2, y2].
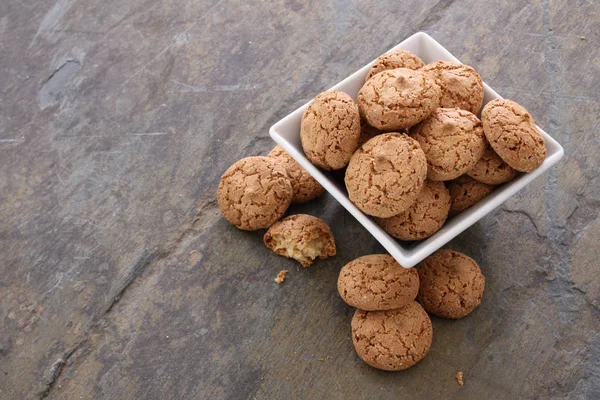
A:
[269, 32, 564, 268]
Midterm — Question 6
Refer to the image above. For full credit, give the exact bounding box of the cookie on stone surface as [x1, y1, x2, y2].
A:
[217, 156, 292, 230]
[300, 90, 361, 171]
[358, 68, 441, 130]
[466, 146, 518, 185]
[421, 61, 484, 114]
[481, 99, 546, 172]
[410, 108, 486, 181]
[263, 214, 336, 267]
[337, 254, 419, 311]
[375, 180, 451, 241]
[345, 133, 427, 218]
[416, 249, 485, 319]
[351, 302, 433, 371]
[447, 175, 494, 213]
[365, 49, 425, 82]
[268, 145, 325, 203]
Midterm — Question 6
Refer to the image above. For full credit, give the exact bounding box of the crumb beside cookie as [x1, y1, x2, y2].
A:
[467, 147, 518, 185]
[268, 145, 325, 203]
[456, 371, 465, 387]
[447, 175, 494, 213]
[274, 270, 288, 284]
[365, 49, 425, 82]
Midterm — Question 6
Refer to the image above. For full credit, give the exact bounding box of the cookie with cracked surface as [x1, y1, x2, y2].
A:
[375, 180, 451, 241]
[365, 49, 425, 82]
[217, 156, 292, 230]
[337, 254, 419, 311]
[268, 145, 325, 203]
[466, 147, 518, 185]
[358, 68, 441, 130]
[421, 61, 484, 114]
[481, 99, 546, 172]
[410, 108, 487, 181]
[263, 214, 336, 267]
[351, 301, 433, 371]
[300, 90, 361, 170]
[416, 249, 485, 319]
[345, 133, 427, 218]
[447, 175, 494, 213]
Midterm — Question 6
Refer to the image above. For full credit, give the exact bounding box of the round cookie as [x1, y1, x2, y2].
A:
[410, 108, 487, 181]
[337, 254, 419, 310]
[268, 145, 325, 203]
[351, 302, 433, 371]
[345, 133, 427, 218]
[300, 90, 361, 170]
[447, 175, 494, 213]
[416, 249, 485, 319]
[466, 147, 518, 185]
[421, 61, 484, 114]
[358, 68, 441, 130]
[365, 49, 425, 82]
[481, 99, 546, 172]
[375, 181, 451, 241]
[217, 156, 293, 230]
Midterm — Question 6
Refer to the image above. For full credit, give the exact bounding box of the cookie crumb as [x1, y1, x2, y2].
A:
[274, 270, 288, 284]
[580, 36, 585, 40]
[456, 371, 464, 387]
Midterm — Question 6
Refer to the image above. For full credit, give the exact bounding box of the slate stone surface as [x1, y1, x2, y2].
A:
[0, 0, 599, 399]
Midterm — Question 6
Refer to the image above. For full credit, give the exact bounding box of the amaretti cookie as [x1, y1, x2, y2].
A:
[263, 214, 336, 267]
[268, 145, 325, 203]
[421, 61, 484, 114]
[351, 302, 433, 371]
[358, 68, 441, 130]
[416, 249, 485, 319]
[337, 254, 419, 311]
[345, 133, 427, 218]
[375, 180, 451, 241]
[467, 147, 518, 185]
[447, 175, 494, 213]
[365, 49, 425, 82]
[217, 156, 293, 230]
[300, 90, 361, 170]
[410, 108, 486, 181]
[481, 99, 546, 172]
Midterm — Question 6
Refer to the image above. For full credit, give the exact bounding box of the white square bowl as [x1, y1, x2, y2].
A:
[269, 32, 564, 268]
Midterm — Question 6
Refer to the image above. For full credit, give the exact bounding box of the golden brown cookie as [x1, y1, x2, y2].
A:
[268, 145, 325, 203]
[345, 133, 427, 218]
[481, 99, 546, 172]
[410, 108, 486, 181]
[358, 68, 441, 130]
[421, 61, 484, 114]
[300, 90, 361, 170]
[217, 157, 293, 230]
[263, 214, 336, 267]
[365, 49, 425, 82]
[375, 181, 451, 241]
[337, 254, 419, 311]
[416, 249, 485, 319]
[351, 302, 433, 371]
[447, 175, 494, 213]
[466, 147, 518, 185]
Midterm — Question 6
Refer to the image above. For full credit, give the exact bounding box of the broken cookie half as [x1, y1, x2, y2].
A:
[264, 214, 336, 267]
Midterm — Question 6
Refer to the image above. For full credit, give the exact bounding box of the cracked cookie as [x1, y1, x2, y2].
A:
[421, 61, 484, 114]
[300, 90, 361, 170]
[447, 175, 494, 213]
[351, 301, 433, 371]
[264, 214, 336, 267]
[375, 180, 451, 241]
[337, 254, 419, 310]
[410, 108, 486, 181]
[358, 68, 441, 130]
[416, 249, 485, 319]
[466, 146, 518, 185]
[345, 133, 427, 218]
[365, 49, 425, 82]
[268, 145, 325, 203]
[217, 156, 293, 230]
[481, 99, 546, 172]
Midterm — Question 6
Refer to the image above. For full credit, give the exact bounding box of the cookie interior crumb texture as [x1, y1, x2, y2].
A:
[274, 270, 288, 284]
[264, 214, 336, 267]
